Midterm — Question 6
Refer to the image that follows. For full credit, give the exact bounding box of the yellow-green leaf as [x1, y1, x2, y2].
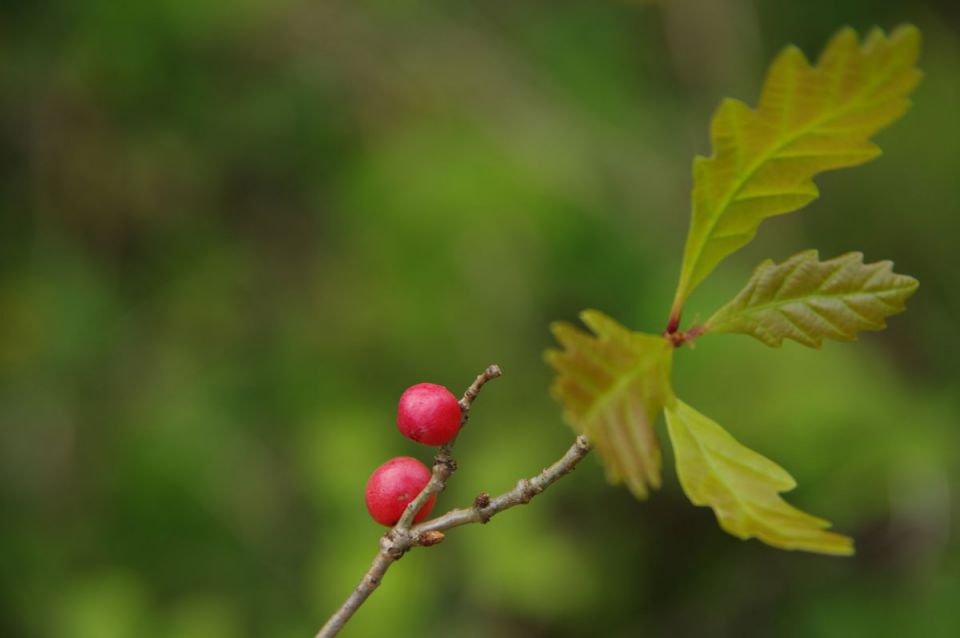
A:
[671, 25, 921, 315]
[664, 399, 853, 555]
[707, 250, 918, 347]
[546, 310, 673, 499]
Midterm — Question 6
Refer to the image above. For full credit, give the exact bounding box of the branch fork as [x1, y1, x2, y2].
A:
[316, 365, 592, 638]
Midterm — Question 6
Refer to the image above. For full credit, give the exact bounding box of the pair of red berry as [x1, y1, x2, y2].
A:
[364, 383, 462, 526]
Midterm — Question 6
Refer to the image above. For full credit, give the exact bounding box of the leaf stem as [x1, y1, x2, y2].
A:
[664, 322, 708, 348]
[666, 310, 683, 335]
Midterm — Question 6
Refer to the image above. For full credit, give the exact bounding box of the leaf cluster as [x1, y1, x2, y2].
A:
[548, 26, 921, 555]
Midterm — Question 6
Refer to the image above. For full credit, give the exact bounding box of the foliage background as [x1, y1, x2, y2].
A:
[1, 0, 958, 636]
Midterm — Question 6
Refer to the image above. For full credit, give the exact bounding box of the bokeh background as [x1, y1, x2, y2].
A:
[2, 0, 959, 636]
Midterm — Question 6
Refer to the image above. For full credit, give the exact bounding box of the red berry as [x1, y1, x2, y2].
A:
[365, 457, 436, 527]
[397, 383, 462, 445]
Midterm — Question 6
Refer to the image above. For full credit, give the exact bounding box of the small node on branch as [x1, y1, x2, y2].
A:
[664, 322, 707, 349]
[517, 479, 534, 503]
[417, 531, 446, 547]
[474, 492, 493, 523]
[438, 457, 457, 473]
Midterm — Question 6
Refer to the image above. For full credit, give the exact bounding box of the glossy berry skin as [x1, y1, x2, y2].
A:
[397, 383, 462, 445]
[365, 457, 436, 526]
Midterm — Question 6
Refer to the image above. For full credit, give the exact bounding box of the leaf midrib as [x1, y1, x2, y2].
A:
[712, 282, 915, 327]
[683, 48, 906, 293]
[583, 349, 666, 425]
[672, 408, 841, 550]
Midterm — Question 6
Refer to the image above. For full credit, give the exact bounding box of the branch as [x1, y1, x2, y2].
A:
[412, 434, 592, 535]
[315, 365, 592, 638]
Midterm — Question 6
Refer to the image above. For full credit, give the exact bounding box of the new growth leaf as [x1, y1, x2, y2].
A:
[670, 26, 921, 318]
[665, 399, 854, 555]
[546, 311, 673, 499]
[546, 25, 921, 557]
[707, 250, 919, 347]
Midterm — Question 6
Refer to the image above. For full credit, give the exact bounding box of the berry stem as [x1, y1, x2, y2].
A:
[314, 366, 593, 638]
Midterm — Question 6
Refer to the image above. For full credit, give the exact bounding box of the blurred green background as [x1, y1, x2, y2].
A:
[2, 0, 958, 636]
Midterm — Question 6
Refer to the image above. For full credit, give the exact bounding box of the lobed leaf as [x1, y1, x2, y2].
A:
[671, 25, 922, 314]
[707, 250, 918, 347]
[664, 399, 854, 555]
[546, 310, 673, 499]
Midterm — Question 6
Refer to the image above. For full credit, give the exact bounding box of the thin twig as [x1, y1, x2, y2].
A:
[412, 434, 592, 535]
[314, 366, 592, 638]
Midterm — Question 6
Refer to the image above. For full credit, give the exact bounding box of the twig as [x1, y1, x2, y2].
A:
[412, 434, 592, 535]
[314, 366, 592, 638]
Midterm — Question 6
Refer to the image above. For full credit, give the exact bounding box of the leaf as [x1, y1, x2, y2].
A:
[546, 310, 673, 499]
[664, 399, 853, 555]
[671, 25, 922, 314]
[707, 250, 918, 347]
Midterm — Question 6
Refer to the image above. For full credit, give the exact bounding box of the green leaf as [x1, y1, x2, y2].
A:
[546, 310, 673, 499]
[707, 250, 918, 347]
[664, 399, 854, 555]
[671, 25, 921, 315]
